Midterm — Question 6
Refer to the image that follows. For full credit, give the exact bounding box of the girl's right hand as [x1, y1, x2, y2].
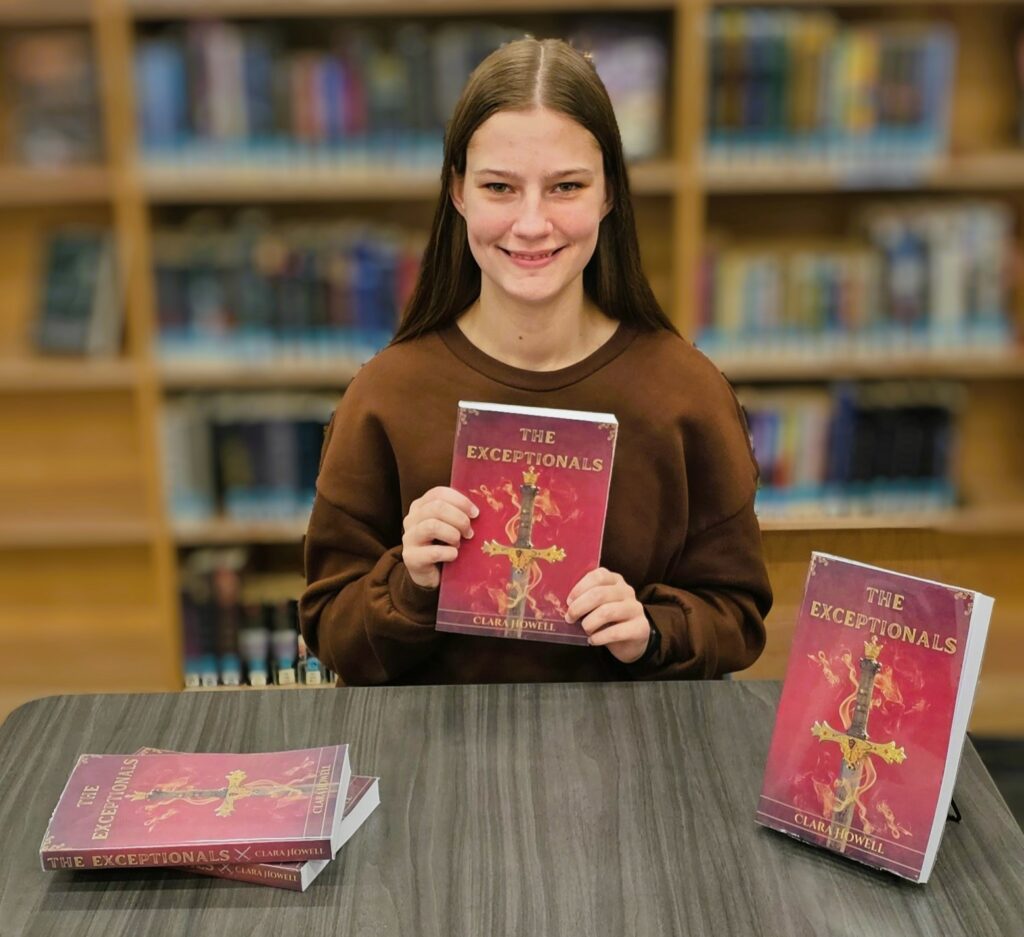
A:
[401, 486, 479, 589]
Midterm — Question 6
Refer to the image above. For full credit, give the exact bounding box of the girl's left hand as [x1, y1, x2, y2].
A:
[566, 568, 651, 664]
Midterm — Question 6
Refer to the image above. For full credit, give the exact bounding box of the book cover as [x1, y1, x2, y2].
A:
[436, 401, 617, 646]
[756, 552, 993, 882]
[190, 776, 380, 891]
[41, 746, 350, 871]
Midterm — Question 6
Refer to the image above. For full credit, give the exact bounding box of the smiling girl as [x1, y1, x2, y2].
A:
[300, 38, 772, 684]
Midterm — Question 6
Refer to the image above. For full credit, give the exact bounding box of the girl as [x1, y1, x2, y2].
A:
[300, 38, 771, 684]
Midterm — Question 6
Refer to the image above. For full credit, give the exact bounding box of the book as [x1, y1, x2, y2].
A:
[190, 775, 380, 891]
[756, 552, 994, 882]
[436, 401, 617, 646]
[34, 229, 120, 357]
[40, 746, 351, 871]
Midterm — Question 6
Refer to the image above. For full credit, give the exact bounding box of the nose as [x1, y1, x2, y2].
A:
[510, 194, 553, 241]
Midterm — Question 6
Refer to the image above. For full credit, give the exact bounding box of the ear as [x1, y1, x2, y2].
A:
[450, 171, 466, 217]
[600, 181, 613, 220]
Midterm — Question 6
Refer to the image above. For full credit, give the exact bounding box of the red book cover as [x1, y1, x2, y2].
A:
[40, 746, 351, 871]
[190, 776, 380, 892]
[437, 401, 618, 646]
[756, 552, 993, 882]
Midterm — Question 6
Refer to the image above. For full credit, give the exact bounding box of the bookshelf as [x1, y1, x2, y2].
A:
[1, 0, 1023, 735]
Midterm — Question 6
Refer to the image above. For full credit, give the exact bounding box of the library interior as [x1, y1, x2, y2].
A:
[0, 0, 1021, 826]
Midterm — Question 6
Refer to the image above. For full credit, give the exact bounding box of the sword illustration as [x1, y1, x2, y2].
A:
[481, 467, 565, 638]
[811, 635, 906, 851]
[128, 770, 336, 818]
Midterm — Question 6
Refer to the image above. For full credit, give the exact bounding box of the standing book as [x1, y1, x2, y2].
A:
[40, 746, 350, 871]
[436, 401, 617, 645]
[756, 552, 993, 882]
[190, 775, 380, 891]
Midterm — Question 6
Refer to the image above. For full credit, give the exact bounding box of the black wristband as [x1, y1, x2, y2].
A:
[638, 614, 661, 664]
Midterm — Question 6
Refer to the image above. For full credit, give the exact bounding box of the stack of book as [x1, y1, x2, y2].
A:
[40, 746, 378, 892]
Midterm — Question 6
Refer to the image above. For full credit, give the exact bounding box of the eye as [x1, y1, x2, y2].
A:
[483, 182, 511, 194]
[554, 182, 583, 193]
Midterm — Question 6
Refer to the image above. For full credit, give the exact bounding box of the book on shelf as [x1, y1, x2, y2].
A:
[738, 381, 962, 518]
[179, 552, 328, 689]
[153, 213, 420, 362]
[33, 229, 121, 357]
[706, 10, 955, 172]
[161, 392, 335, 524]
[132, 749, 378, 892]
[4, 29, 103, 167]
[437, 402, 617, 646]
[135, 18, 668, 168]
[41, 746, 351, 871]
[756, 552, 993, 883]
[698, 201, 1014, 357]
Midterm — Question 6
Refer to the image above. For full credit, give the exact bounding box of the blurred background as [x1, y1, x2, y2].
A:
[0, 0, 1021, 820]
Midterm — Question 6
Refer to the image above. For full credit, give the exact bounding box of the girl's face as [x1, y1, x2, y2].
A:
[451, 106, 611, 310]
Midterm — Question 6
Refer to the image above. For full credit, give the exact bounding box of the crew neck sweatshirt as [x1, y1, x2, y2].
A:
[300, 322, 772, 684]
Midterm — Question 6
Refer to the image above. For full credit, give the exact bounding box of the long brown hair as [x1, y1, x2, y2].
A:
[391, 37, 677, 344]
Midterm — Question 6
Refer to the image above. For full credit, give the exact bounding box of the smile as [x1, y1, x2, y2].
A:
[499, 246, 565, 266]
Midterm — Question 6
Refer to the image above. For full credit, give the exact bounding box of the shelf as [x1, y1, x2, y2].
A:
[160, 357, 363, 389]
[702, 151, 1024, 195]
[0, 358, 140, 393]
[173, 517, 308, 546]
[142, 160, 678, 203]
[760, 506, 1024, 535]
[0, 166, 111, 205]
[0, 518, 154, 549]
[0, 1, 92, 25]
[130, 0, 675, 19]
[710, 351, 1024, 383]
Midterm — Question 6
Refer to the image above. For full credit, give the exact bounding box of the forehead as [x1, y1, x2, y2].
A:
[466, 107, 602, 167]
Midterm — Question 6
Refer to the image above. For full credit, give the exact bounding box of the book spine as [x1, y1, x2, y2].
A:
[189, 861, 306, 891]
[42, 837, 333, 872]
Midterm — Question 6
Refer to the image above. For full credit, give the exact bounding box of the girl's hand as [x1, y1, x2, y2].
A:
[402, 486, 478, 589]
[566, 568, 650, 663]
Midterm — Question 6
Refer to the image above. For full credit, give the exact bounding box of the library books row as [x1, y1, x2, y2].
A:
[2, 29, 102, 167]
[698, 200, 1014, 356]
[162, 393, 335, 522]
[137, 18, 667, 166]
[155, 214, 422, 362]
[161, 381, 966, 539]
[706, 10, 954, 167]
[740, 381, 962, 518]
[180, 548, 329, 690]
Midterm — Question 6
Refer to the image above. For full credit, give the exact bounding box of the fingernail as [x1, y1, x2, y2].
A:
[470, 505, 480, 517]
[466, 529, 474, 539]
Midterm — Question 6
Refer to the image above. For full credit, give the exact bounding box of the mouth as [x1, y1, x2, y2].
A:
[499, 246, 566, 265]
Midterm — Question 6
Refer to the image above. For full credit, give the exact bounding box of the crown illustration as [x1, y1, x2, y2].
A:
[864, 635, 883, 661]
[523, 467, 539, 486]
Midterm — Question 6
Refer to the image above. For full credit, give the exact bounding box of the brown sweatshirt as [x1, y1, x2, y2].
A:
[300, 322, 772, 685]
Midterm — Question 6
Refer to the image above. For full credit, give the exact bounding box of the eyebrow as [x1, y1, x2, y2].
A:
[471, 168, 595, 180]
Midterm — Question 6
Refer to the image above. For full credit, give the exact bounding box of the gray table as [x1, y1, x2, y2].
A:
[0, 682, 1021, 937]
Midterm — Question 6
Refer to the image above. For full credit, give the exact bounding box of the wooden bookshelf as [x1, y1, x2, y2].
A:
[0, 0, 1022, 739]
[0, 166, 112, 206]
[160, 358, 360, 390]
[128, 0, 677, 20]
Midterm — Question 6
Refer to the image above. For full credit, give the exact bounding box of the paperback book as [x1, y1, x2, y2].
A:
[756, 552, 993, 882]
[41, 746, 350, 871]
[436, 401, 617, 646]
[190, 775, 379, 891]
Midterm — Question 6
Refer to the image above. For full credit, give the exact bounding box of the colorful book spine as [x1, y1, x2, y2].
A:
[41, 746, 351, 871]
[437, 402, 617, 646]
